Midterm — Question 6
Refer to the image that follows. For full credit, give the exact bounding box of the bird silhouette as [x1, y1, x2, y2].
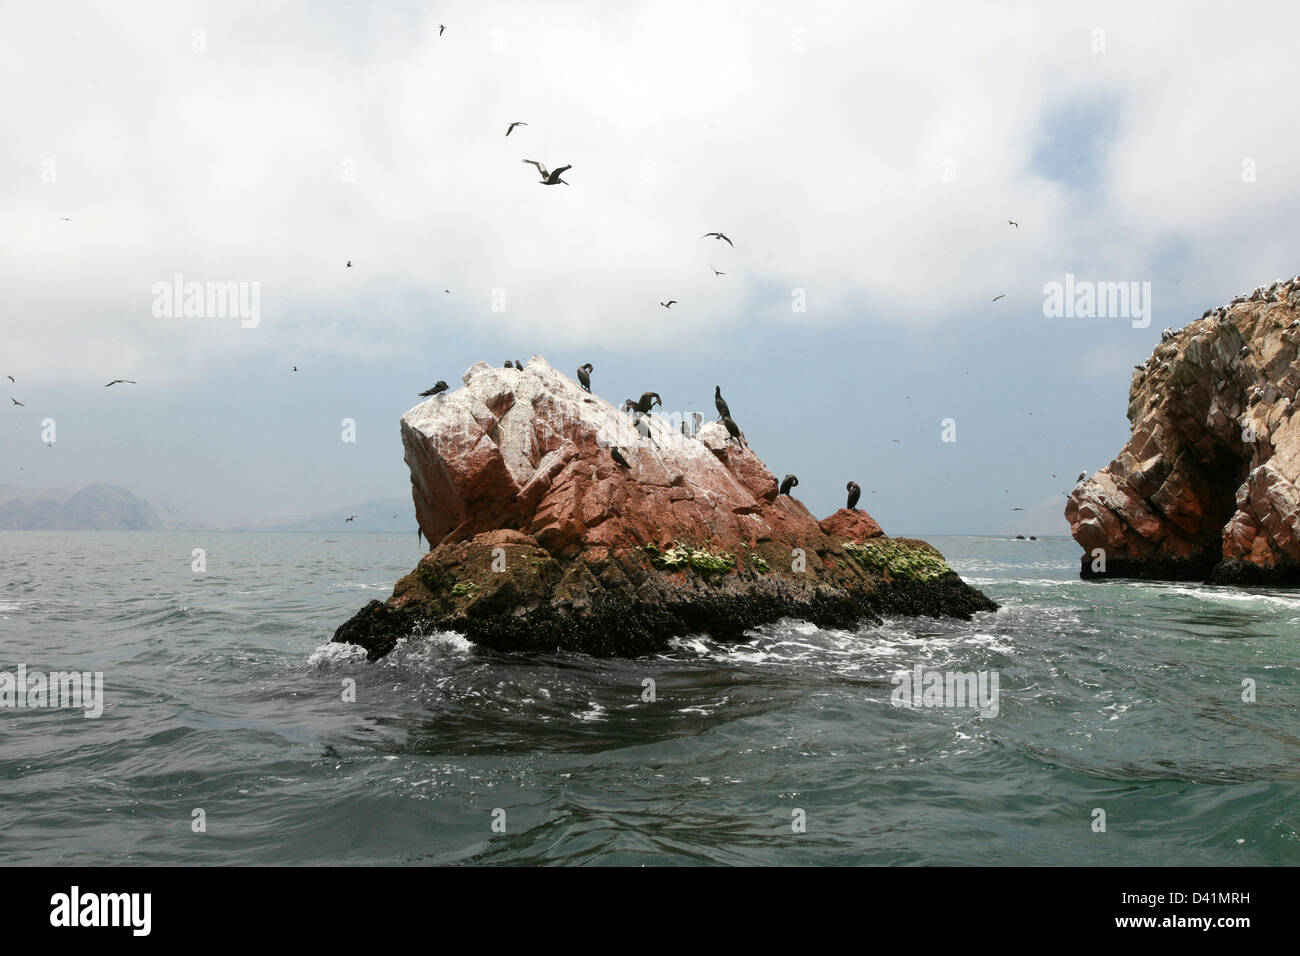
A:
[846, 482, 861, 510]
[701, 232, 733, 247]
[522, 159, 571, 185]
[105, 380, 136, 387]
[610, 447, 631, 469]
[710, 265, 726, 276]
[714, 386, 731, 420]
[438, 24, 445, 36]
[345, 515, 358, 522]
[505, 121, 527, 136]
[577, 363, 593, 392]
[659, 300, 677, 309]
[992, 294, 1005, 302]
[1008, 220, 1019, 228]
[779, 474, 798, 495]
[10, 398, 24, 406]
[419, 381, 449, 397]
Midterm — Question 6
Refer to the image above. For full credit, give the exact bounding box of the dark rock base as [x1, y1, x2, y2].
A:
[333, 573, 998, 661]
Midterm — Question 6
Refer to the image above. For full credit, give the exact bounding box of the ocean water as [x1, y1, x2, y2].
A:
[1, 531, 1297, 866]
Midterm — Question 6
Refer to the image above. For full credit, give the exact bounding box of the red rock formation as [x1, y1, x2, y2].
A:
[334, 357, 995, 658]
[1067, 275, 1300, 582]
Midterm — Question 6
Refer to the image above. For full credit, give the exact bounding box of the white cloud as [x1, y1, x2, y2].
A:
[4, 0, 1299, 385]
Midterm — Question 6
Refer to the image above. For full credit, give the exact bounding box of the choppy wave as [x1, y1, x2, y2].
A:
[2, 531, 1298, 866]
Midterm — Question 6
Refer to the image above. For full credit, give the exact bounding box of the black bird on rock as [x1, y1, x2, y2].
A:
[714, 385, 731, 420]
[721, 415, 743, 444]
[623, 392, 662, 415]
[577, 363, 593, 392]
[419, 380, 449, 397]
[514, 360, 523, 370]
[780, 474, 798, 495]
[610, 447, 631, 469]
[846, 481, 861, 510]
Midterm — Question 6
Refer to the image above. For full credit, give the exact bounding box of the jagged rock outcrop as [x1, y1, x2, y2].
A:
[1067, 275, 1300, 583]
[334, 357, 996, 658]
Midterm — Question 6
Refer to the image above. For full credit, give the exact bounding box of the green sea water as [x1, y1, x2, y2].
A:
[1, 531, 1297, 865]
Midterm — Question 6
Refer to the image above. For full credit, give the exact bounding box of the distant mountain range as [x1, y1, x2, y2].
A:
[0, 483, 164, 530]
[0, 484, 417, 532]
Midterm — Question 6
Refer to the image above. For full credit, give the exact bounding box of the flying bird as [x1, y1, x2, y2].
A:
[522, 159, 571, 185]
[710, 265, 726, 276]
[5, 375, 12, 383]
[992, 294, 1005, 302]
[846, 482, 861, 510]
[779, 474, 798, 495]
[505, 121, 528, 136]
[577, 363, 593, 392]
[419, 381, 449, 397]
[1008, 220, 1019, 228]
[345, 515, 358, 522]
[291, 366, 299, 372]
[105, 380, 136, 387]
[346, 260, 352, 267]
[659, 300, 677, 309]
[1011, 507, 1025, 511]
[10, 398, 24, 407]
[701, 232, 733, 247]
[439, 24, 445, 36]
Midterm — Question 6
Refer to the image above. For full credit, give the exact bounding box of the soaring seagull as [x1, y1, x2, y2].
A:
[505, 121, 528, 136]
[522, 160, 571, 185]
[659, 300, 677, 309]
[105, 379, 136, 387]
[1008, 220, 1019, 228]
[992, 294, 1005, 302]
[345, 515, 358, 522]
[10, 398, 23, 406]
[701, 232, 733, 247]
[710, 264, 726, 276]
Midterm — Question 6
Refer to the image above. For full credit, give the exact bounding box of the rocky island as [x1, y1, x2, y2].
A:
[333, 357, 996, 659]
[1067, 274, 1300, 584]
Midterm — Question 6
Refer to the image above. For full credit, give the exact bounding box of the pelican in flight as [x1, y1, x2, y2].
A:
[522, 160, 571, 185]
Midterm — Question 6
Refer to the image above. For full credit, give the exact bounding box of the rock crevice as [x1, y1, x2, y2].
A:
[1067, 275, 1300, 583]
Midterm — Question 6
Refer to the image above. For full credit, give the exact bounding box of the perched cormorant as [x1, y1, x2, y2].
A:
[779, 474, 798, 495]
[1076, 472, 1086, 482]
[522, 159, 571, 185]
[504, 361, 513, 368]
[577, 363, 593, 392]
[514, 360, 523, 371]
[419, 380, 449, 397]
[610, 447, 631, 468]
[846, 481, 861, 510]
[721, 415, 743, 444]
[714, 385, 731, 420]
[691, 412, 702, 433]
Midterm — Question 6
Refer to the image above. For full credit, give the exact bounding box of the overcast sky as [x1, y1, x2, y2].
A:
[4, 0, 1299, 534]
